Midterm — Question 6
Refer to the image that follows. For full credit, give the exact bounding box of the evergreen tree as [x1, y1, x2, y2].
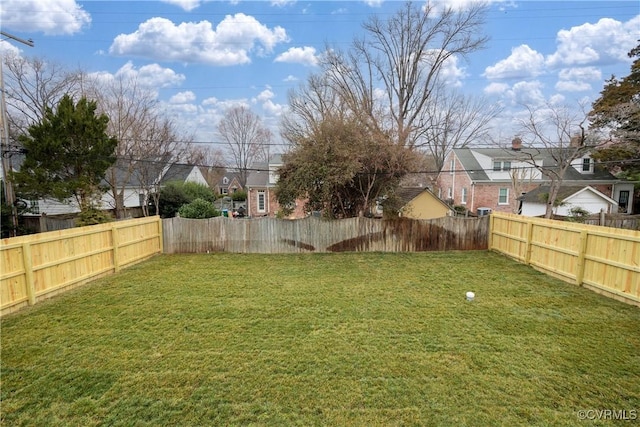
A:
[590, 42, 640, 177]
[11, 95, 117, 213]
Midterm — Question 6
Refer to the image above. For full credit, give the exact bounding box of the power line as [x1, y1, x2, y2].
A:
[112, 153, 640, 179]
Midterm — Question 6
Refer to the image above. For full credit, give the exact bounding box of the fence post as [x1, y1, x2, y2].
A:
[524, 220, 534, 265]
[21, 242, 35, 305]
[575, 230, 589, 286]
[112, 224, 120, 273]
[157, 216, 164, 254]
[488, 214, 494, 250]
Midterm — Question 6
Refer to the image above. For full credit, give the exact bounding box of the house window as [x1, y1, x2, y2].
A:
[257, 190, 266, 212]
[498, 188, 509, 205]
[221, 188, 228, 195]
[29, 199, 39, 214]
[450, 159, 455, 175]
[447, 187, 452, 199]
[582, 158, 592, 172]
[223, 177, 229, 185]
[493, 161, 511, 171]
[619, 190, 630, 213]
[461, 188, 468, 204]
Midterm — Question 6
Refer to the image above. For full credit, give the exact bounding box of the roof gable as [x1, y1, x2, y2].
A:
[520, 185, 617, 205]
[398, 187, 452, 211]
[452, 147, 617, 182]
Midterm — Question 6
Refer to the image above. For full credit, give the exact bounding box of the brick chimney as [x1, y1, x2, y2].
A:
[511, 137, 522, 151]
[570, 133, 583, 147]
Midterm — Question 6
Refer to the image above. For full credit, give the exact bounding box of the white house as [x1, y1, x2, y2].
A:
[24, 163, 209, 217]
[519, 185, 619, 217]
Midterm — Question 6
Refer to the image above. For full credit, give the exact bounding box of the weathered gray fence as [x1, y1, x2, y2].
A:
[583, 215, 640, 230]
[162, 216, 489, 254]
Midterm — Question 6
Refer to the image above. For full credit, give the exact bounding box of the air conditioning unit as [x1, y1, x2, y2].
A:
[477, 207, 492, 216]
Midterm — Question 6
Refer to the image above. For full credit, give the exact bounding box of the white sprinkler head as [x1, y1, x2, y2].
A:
[466, 291, 475, 301]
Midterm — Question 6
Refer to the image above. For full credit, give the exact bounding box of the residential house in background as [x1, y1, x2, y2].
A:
[213, 172, 243, 197]
[519, 185, 619, 216]
[159, 164, 209, 187]
[245, 154, 306, 218]
[378, 187, 453, 219]
[24, 162, 209, 219]
[435, 139, 635, 216]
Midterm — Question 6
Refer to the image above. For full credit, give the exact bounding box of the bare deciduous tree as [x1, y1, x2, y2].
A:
[321, 1, 489, 148]
[217, 106, 271, 187]
[518, 103, 604, 218]
[419, 85, 501, 171]
[85, 75, 201, 218]
[2, 53, 82, 137]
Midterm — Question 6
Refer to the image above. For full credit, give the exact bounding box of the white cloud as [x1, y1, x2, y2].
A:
[419, 50, 466, 86]
[506, 81, 546, 106]
[89, 62, 185, 90]
[484, 45, 545, 80]
[427, 0, 516, 15]
[275, 46, 319, 66]
[484, 82, 509, 95]
[262, 99, 285, 116]
[160, 0, 203, 11]
[283, 75, 298, 82]
[117, 62, 186, 88]
[557, 67, 602, 82]
[109, 14, 289, 66]
[202, 97, 250, 111]
[256, 89, 275, 103]
[546, 16, 640, 68]
[554, 66, 601, 93]
[271, 0, 296, 6]
[165, 103, 199, 115]
[549, 94, 566, 106]
[170, 91, 197, 104]
[438, 54, 466, 87]
[555, 80, 591, 93]
[0, 40, 22, 56]
[0, 0, 90, 35]
[363, 0, 383, 7]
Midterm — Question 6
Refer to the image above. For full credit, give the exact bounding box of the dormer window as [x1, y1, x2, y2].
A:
[223, 177, 229, 185]
[582, 158, 592, 172]
[493, 160, 511, 172]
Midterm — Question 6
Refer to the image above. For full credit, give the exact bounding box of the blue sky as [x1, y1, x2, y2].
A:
[1, 0, 638, 150]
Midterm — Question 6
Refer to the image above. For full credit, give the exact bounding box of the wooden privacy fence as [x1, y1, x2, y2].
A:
[163, 215, 489, 254]
[0, 216, 163, 316]
[489, 212, 640, 306]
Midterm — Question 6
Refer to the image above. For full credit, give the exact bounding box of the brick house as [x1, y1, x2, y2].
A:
[214, 172, 243, 197]
[435, 140, 635, 216]
[245, 154, 307, 218]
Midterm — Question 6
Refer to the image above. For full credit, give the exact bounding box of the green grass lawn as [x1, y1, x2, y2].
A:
[1, 251, 639, 426]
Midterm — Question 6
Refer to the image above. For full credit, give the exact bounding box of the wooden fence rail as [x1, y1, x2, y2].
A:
[0, 216, 163, 316]
[489, 212, 640, 306]
[162, 216, 489, 254]
[4, 212, 637, 316]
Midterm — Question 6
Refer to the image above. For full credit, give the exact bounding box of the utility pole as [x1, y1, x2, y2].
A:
[0, 31, 34, 237]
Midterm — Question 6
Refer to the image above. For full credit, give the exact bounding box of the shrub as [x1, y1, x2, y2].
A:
[159, 182, 216, 218]
[231, 190, 247, 201]
[566, 206, 590, 223]
[76, 207, 112, 226]
[178, 198, 220, 219]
